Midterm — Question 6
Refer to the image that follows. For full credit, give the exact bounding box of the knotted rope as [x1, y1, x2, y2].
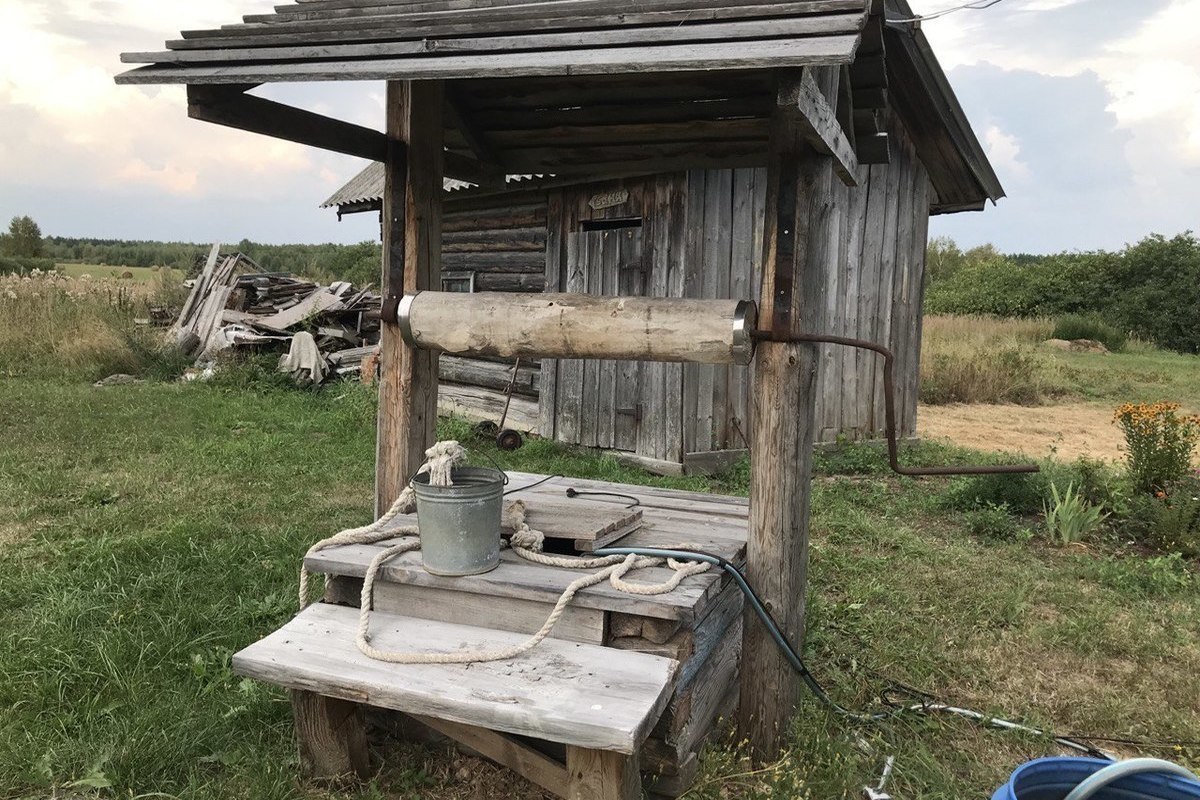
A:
[299, 441, 710, 665]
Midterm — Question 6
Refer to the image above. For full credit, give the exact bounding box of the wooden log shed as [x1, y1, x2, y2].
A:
[318, 28, 1002, 475]
[118, 0, 1004, 795]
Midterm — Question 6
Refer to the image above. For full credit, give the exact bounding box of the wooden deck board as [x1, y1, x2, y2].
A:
[233, 604, 676, 754]
[305, 472, 748, 623]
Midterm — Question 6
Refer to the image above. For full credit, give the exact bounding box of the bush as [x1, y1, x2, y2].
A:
[925, 232, 1200, 354]
[1141, 475, 1200, 557]
[1052, 313, 1127, 352]
[963, 502, 1031, 541]
[0, 256, 56, 275]
[920, 344, 1066, 405]
[1113, 402, 1200, 493]
[943, 471, 1050, 515]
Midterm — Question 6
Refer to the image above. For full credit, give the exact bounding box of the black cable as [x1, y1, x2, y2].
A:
[593, 544, 1113, 759]
[502, 474, 562, 496]
[564, 488, 641, 508]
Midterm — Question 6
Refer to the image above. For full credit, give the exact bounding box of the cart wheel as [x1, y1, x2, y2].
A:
[473, 420, 499, 438]
[496, 429, 524, 451]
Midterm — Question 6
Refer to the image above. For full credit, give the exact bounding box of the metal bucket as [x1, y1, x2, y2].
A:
[412, 467, 504, 577]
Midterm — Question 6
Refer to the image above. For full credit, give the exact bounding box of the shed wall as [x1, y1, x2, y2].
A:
[437, 117, 930, 467]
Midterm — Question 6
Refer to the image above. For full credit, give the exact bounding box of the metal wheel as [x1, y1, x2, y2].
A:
[496, 429, 524, 451]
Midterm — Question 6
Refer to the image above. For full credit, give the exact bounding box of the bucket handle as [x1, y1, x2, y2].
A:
[1064, 758, 1200, 800]
[475, 450, 511, 486]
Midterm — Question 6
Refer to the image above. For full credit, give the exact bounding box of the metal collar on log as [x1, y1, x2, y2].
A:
[749, 329, 1040, 477]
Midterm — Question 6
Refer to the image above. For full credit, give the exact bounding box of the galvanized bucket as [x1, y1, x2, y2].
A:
[412, 467, 504, 577]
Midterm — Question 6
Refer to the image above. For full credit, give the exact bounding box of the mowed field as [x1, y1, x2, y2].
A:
[56, 262, 182, 282]
[918, 315, 1200, 462]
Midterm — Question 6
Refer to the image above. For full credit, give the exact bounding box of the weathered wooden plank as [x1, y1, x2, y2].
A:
[438, 383, 538, 431]
[324, 578, 607, 644]
[740, 66, 838, 756]
[538, 191, 564, 442]
[442, 226, 546, 253]
[253, 288, 344, 330]
[234, 604, 676, 754]
[443, 203, 546, 233]
[168, 1, 868, 45]
[376, 80, 442, 515]
[779, 69, 859, 186]
[187, 85, 387, 161]
[566, 747, 642, 800]
[120, 37, 861, 84]
[613, 228, 645, 453]
[290, 689, 371, 779]
[413, 716, 570, 797]
[439, 355, 539, 397]
[306, 544, 720, 622]
[125, 13, 864, 65]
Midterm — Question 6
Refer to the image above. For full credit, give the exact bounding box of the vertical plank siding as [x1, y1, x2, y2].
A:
[451, 118, 931, 465]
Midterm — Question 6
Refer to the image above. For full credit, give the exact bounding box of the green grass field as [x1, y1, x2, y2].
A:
[1, 376, 1197, 800]
[55, 263, 183, 282]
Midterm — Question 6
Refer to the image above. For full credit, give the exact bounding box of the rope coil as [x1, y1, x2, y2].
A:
[299, 441, 709, 665]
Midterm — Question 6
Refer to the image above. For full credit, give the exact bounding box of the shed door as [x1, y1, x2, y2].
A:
[559, 226, 647, 452]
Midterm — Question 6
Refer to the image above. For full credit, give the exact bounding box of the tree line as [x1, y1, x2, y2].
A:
[926, 232, 1200, 354]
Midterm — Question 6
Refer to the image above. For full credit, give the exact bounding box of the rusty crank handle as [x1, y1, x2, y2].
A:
[749, 329, 1040, 477]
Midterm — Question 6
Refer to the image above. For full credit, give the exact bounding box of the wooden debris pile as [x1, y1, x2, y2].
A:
[172, 244, 381, 381]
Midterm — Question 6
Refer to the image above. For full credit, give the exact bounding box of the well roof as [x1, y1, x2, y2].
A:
[117, 0, 869, 85]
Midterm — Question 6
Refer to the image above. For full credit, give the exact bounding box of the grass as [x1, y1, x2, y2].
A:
[922, 315, 1200, 407]
[2, 375, 1198, 800]
[56, 263, 183, 283]
[0, 269, 189, 382]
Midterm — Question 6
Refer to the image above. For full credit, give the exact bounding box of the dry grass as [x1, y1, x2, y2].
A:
[921, 315, 1068, 405]
[0, 268, 186, 380]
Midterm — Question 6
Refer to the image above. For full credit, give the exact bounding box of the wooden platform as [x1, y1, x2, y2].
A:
[234, 604, 677, 754]
[301, 471, 749, 797]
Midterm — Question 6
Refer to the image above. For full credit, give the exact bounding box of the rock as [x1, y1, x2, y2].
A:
[93, 373, 141, 387]
[1044, 338, 1108, 354]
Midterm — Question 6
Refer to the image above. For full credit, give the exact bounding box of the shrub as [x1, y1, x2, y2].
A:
[1052, 313, 1128, 352]
[1044, 482, 1108, 545]
[920, 344, 1066, 405]
[0, 256, 56, 275]
[1141, 475, 1200, 557]
[1113, 402, 1200, 493]
[943, 471, 1048, 515]
[963, 502, 1031, 541]
[1088, 554, 1193, 597]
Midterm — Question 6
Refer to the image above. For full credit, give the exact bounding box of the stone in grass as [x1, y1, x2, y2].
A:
[1043, 338, 1109, 354]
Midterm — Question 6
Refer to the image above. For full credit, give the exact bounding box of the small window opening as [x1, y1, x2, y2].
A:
[581, 217, 643, 232]
[441, 272, 476, 293]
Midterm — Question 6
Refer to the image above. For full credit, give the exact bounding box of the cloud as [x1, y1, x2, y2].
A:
[982, 125, 1030, 182]
[0, 1, 382, 243]
[911, 0, 1200, 251]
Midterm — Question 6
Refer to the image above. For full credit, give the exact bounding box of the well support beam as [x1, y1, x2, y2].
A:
[738, 66, 839, 757]
[290, 690, 370, 780]
[782, 68, 860, 187]
[375, 80, 444, 515]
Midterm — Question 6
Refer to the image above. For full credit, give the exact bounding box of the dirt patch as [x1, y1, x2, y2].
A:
[918, 402, 1131, 463]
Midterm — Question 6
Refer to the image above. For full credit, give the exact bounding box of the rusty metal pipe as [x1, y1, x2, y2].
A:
[750, 329, 1040, 477]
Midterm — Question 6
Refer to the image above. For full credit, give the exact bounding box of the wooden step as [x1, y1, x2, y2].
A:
[233, 603, 678, 754]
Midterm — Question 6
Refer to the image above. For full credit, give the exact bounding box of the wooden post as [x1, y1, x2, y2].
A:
[290, 690, 370, 780]
[376, 80, 444, 515]
[566, 747, 641, 800]
[738, 67, 839, 756]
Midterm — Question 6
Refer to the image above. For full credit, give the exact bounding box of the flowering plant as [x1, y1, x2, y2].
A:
[1113, 402, 1200, 494]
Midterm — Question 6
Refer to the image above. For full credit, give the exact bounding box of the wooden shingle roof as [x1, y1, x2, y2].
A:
[116, 0, 870, 85]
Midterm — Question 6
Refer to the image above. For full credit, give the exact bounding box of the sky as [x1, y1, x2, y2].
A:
[0, 0, 1197, 253]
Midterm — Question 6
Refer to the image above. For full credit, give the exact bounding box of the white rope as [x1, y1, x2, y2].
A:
[298, 442, 710, 665]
